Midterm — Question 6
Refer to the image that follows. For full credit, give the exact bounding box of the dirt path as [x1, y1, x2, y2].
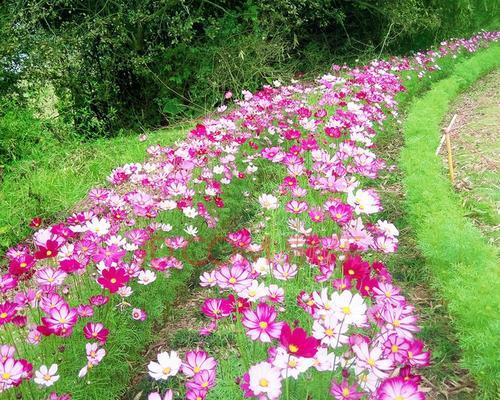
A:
[441, 69, 500, 247]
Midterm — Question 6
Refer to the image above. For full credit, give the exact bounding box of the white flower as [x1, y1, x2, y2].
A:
[138, 270, 156, 285]
[184, 225, 198, 237]
[331, 290, 367, 327]
[148, 351, 182, 380]
[159, 200, 177, 211]
[272, 347, 314, 379]
[248, 361, 282, 399]
[376, 220, 399, 237]
[183, 207, 198, 219]
[85, 217, 111, 237]
[117, 286, 133, 298]
[239, 280, 268, 302]
[34, 364, 59, 387]
[258, 194, 279, 210]
[252, 257, 271, 276]
[312, 315, 349, 348]
[347, 189, 380, 215]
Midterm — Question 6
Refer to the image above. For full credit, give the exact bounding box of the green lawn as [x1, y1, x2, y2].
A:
[0, 127, 187, 251]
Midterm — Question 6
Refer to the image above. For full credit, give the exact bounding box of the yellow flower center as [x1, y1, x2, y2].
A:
[393, 319, 401, 327]
[367, 357, 376, 366]
[391, 345, 399, 353]
[163, 367, 171, 375]
[342, 306, 351, 315]
[110, 278, 117, 284]
[46, 250, 52, 256]
[193, 366, 201, 373]
[288, 344, 299, 353]
[259, 321, 268, 329]
[288, 359, 297, 368]
[0, 313, 7, 319]
[20, 262, 27, 268]
[342, 387, 350, 396]
[408, 351, 413, 359]
[325, 328, 334, 337]
[2, 372, 10, 380]
[259, 378, 269, 387]
[44, 374, 52, 381]
[229, 277, 237, 284]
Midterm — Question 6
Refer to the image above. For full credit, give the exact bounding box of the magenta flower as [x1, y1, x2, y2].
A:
[97, 267, 129, 294]
[0, 301, 17, 325]
[279, 323, 319, 358]
[242, 303, 284, 343]
[83, 322, 109, 344]
[201, 298, 232, 320]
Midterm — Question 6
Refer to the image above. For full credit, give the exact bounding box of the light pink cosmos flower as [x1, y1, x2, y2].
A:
[272, 262, 298, 280]
[242, 303, 284, 343]
[86, 343, 106, 365]
[214, 264, 252, 292]
[182, 351, 217, 377]
[36, 268, 67, 289]
[0, 357, 24, 386]
[353, 342, 392, 379]
[148, 390, 173, 400]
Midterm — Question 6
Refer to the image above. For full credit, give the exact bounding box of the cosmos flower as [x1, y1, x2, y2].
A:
[148, 351, 182, 381]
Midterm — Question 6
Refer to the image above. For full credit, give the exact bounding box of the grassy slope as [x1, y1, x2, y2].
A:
[0, 127, 186, 251]
[400, 45, 500, 398]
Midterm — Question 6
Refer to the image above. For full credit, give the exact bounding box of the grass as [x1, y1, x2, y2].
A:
[400, 44, 500, 398]
[445, 70, 499, 247]
[0, 127, 186, 252]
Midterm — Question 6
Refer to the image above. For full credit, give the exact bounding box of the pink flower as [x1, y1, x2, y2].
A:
[201, 298, 232, 320]
[132, 308, 147, 321]
[377, 377, 425, 400]
[353, 342, 392, 379]
[405, 340, 430, 367]
[280, 323, 319, 358]
[0, 301, 17, 325]
[330, 379, 364, 399]
[226, 228, 252, 249]
[83, 322, 109, 344]
[215, 264, 251, 291]
[182, 351, 217, 377]
[383, 334, 410, 364]
[41, 304, 78, 336]
[285, 200, 308, 214]
[242, 303, 284, 343]
[0, 357, 24, 386]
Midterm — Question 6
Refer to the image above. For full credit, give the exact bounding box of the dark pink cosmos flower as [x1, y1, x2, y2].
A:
[279, 323, 319, 358]
[89, 295, 109, 307]
[8, 254, 35, 276]
[328, 203, 353, 225]
[377, 376, 425, 400]
[0, 301, 18, 325]
[34, 240, 60, 260]
[342, 255, 370, 280]
[29, 217, 42, 228]
[405, 340, 430, 367]
[226, 228, 252, 249]
[201, 298, 232, 320]
[97, 267, 129, 294]
[83, 322, 109, 344]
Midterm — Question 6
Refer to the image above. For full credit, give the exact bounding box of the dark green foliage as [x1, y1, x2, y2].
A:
[1, 1, 497, 138]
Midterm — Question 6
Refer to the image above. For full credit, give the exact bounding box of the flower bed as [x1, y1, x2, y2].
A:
[0, 32, 498, 400]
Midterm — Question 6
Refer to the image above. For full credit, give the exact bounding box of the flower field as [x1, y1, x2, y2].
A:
[0, 32, 499, 400]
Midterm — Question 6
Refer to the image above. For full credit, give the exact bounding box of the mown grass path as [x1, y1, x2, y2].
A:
[400, 45, 500, 398]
